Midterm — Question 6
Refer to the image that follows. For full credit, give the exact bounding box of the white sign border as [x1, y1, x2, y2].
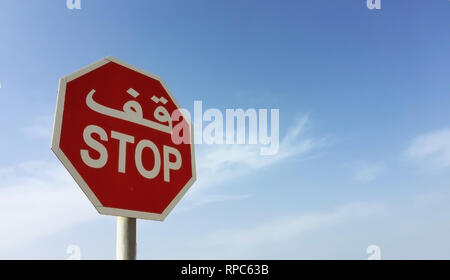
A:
[51, 56, 197, 221]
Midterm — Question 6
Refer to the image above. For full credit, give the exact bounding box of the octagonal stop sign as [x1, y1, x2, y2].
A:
[51, 57, 196, 221]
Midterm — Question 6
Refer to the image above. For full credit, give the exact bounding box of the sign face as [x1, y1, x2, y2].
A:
[52, 57, 196, 221]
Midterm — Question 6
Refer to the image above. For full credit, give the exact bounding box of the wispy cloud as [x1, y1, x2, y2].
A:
[410, 191, 448, 208]
[20, 114, 53, 139]
[404, 129, 450, 168]
[186, 116, 327, 205]
[190, 201, 385, 257]
[0, 160, 99, 249]
[4, 115, 326, 249]
[354, 162, 385, 184]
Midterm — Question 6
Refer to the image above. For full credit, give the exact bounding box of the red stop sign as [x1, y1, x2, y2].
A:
[51, 57, 196, 221]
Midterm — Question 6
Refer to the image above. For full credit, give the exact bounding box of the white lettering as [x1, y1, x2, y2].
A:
[80, 125, 108, 168]
[135, 139, 161, 179]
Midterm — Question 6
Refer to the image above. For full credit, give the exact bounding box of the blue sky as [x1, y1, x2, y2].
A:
[1, 0, 450, 259]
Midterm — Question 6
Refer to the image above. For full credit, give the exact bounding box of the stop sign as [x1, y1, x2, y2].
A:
[51, 57, 196, 221]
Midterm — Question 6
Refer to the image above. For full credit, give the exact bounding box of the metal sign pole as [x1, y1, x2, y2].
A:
[116, 217, 136, 260]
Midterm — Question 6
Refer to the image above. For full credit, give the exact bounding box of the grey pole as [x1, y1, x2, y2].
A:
[116, 217, 137, 260]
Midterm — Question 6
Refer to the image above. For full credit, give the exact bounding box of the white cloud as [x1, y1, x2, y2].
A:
[405, 129, 450, 168]
[144, 190, 450, 259]
[410, 191, 448, 208]
[1, 115, 326, 253]
[185, 193, 251, 206]
[0, 160, 99, 249]
[20, 114, 53, 139]
[354, 162, 385, 183]
[190, 201, 385, 257]
[186, 116, 327, 204]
